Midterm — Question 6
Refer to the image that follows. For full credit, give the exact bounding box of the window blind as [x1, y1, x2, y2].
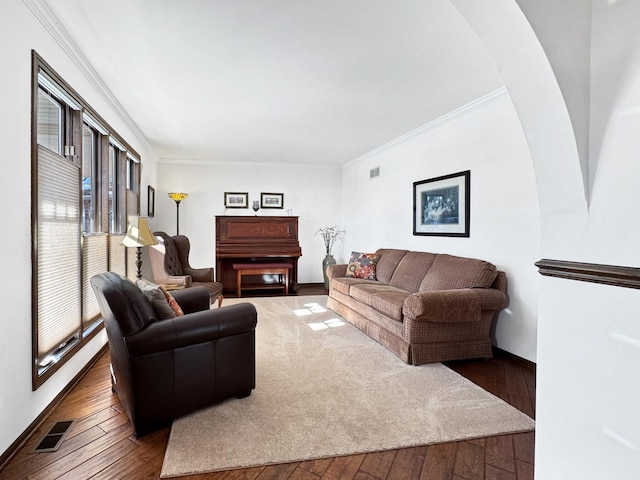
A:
[125, 189, 140, 280]
[36, 145, 81, 360]
[82, 234, 108, 326]
[109, 234, 127, 277]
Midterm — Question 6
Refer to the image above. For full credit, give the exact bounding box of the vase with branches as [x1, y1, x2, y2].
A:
[315, 226, 345, 289]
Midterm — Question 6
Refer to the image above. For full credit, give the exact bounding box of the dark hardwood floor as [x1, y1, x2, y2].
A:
[1, 285, 535, 480]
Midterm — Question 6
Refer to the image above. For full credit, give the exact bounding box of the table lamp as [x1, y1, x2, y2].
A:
[121, 216, 158, 279]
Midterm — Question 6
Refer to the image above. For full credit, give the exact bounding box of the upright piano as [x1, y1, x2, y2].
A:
[215, 216, 302, 294]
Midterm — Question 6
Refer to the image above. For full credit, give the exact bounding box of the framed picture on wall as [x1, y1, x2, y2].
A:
[261, 192, 284, 209]
[224, 192, 249, 208]
[147, 186, 155, 217]
[413, 170, 470, 237]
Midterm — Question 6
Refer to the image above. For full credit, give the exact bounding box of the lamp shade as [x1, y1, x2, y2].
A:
[121, 216, 158, 248]
[168, 192, 188, 202]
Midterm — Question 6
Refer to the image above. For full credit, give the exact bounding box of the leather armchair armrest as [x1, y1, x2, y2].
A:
[403, 288, 507, 323]
[326, 264, 347, 279]
[125, 303, 258, 357]
[183, 266, 214, 283]
[172, 286, 211, 313]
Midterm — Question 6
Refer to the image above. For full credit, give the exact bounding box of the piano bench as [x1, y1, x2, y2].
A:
[232, 263, 293, 298]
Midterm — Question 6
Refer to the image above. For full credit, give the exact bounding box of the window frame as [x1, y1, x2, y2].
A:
[31, 51, 141, 389]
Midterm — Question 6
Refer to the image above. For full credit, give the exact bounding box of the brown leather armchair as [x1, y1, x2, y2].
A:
[149, 231, 224, 306]
[90, 272, 257, 437]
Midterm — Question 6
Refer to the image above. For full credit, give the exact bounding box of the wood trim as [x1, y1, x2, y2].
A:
[492, 347, 536, 371]
[1, 344, 108, 472]
[535, 258, 640, 289]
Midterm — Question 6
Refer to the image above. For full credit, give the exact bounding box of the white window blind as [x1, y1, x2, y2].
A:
[82, 234, 108, 326]
[36, 145, 81, 360]
[125, 189, 140, 280]
[109, 234, 127, 276]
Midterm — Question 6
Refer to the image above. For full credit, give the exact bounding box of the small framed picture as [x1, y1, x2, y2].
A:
[261, 192, 284, 209]
[147, 186, 155, 217]
[224, 192, 249, 208]
[413, 170, 470, 237]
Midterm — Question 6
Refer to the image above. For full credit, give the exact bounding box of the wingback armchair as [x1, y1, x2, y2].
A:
[90, 272, 257, 437]
[148, 231, 224, 306]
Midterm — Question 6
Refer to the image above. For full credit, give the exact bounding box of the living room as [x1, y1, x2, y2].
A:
[2, 1, 640, 479]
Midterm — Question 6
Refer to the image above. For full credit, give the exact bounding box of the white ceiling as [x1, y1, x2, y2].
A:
[44, 0, 503, 166]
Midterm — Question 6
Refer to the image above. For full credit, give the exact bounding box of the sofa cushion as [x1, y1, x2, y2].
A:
[346, 252, 380, 280]
[375, 249, 409, 284]
[351, 283, 397, 304]
[420, 254, 498, 291]
[349, 284, 409, 322]
[331, 277, 371, 296]
[370, 290, 411, 322]
[389, 252, 437, 293]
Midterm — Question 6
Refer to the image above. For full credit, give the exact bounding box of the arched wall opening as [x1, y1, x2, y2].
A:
[450, 0, 589, 259]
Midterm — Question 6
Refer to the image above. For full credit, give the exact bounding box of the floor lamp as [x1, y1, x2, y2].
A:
[122, 216, 158, 280]
[168, 192, 188, 235]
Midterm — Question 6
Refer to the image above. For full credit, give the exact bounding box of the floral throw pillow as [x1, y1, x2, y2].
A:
[160, 285, 184, 317]
[346, 251, 380, 280]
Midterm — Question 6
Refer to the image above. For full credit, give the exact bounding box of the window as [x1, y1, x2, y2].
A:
[31, 51, 141, 389]
[82, 124, 99, 233]
[126, 155, 138, 192]
[37, 88, 64, 155]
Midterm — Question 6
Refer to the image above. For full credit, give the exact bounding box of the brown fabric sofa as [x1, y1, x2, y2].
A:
[326, 249, 508, 365]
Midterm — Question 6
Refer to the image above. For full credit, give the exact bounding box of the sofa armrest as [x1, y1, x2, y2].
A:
[326, 264, 347, 279]
[403, 288, 507, 323]
[172, 286, 211, 313]
[125, 303, 258, 357]
[475, 287, 510, 310]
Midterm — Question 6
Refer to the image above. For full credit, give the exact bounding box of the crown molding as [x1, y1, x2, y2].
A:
[24, 0, 158, 160]
[159, 157, 341, 170]
[345, 86, 508, 168]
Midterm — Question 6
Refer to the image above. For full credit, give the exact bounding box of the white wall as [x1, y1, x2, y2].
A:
[0, 0, 158, 457]
[341, 92, 540, 361]
[151, 161, 342, 284]
[515, 0, 592, 194]
[535, 2, 640, 478]
[453, 1, 640, 478]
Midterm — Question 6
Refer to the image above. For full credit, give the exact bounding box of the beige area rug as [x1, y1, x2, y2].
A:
[161, 295, 534, 478]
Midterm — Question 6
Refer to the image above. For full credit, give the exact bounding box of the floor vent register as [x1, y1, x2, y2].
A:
[32, 420, 76, 453]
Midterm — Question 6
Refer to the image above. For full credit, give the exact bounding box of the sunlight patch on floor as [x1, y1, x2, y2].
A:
[293, 303, 327, 316]
[291, 302, 345, 330]
[308, 319, 346, 331]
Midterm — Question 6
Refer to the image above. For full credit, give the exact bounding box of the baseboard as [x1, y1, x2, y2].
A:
[492, 346, 536, 372]
[0, 344, 109, 472]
